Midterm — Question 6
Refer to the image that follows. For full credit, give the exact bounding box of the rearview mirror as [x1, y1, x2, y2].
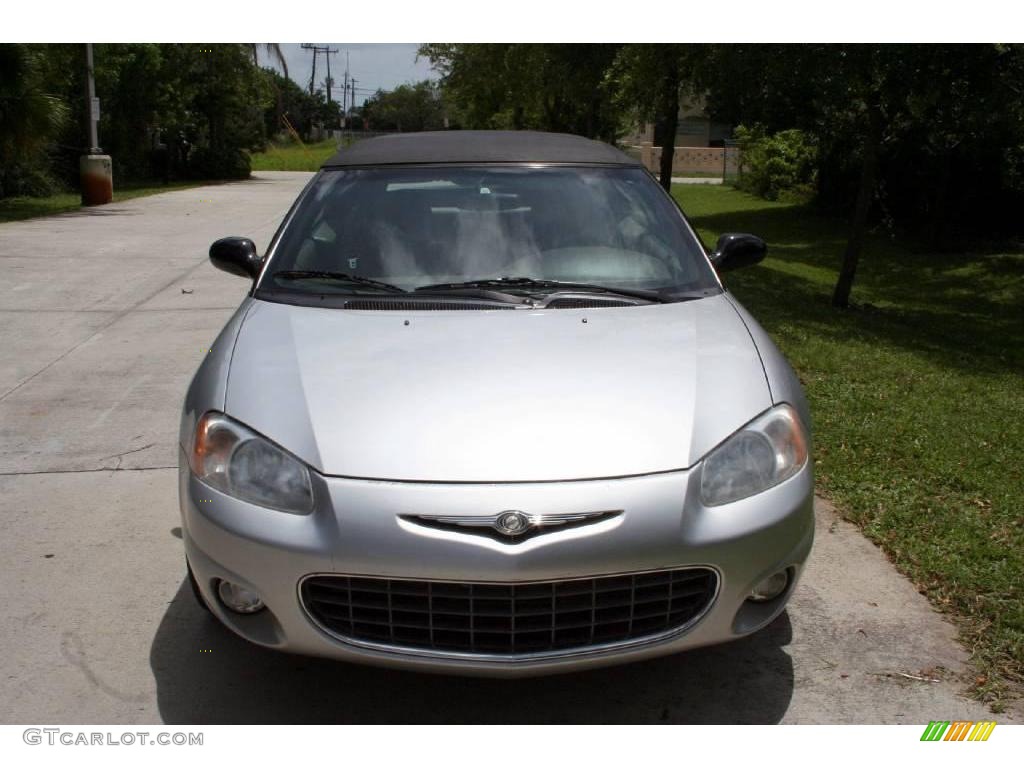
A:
[210, 237, 261, 279]
[709, 233, 767, 273]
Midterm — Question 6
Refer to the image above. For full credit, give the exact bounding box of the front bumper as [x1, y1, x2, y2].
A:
[179, 450, 814, 676]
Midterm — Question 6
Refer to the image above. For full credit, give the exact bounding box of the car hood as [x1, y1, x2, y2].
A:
[225, 295, 771, 482]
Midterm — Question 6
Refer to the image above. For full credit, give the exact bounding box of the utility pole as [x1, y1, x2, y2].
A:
[80, 43, 112, 206]
[301, 44, 338, 101]
[342, 51, 350, 122]
[325, 50, 333, 104]
[323, 46, 339, 105]
[85, 43, 100, 153]
[301, 43, 317, 96]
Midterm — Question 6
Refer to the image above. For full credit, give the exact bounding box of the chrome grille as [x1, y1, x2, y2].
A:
[301, 568, 717, 656]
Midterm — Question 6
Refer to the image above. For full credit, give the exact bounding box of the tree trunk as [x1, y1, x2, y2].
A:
[274, 84, 284, 137]
[832, 104, 882, 308]
[656, 65, 681, 191]
[927, 151, 951, 249]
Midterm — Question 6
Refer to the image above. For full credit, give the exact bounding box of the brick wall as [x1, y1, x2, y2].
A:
[640, 144, 740, 177]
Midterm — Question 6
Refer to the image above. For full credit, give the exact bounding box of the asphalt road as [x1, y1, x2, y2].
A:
[0, 172, 1014, 724]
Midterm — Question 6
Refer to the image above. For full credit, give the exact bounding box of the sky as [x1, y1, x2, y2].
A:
[265, 43, 437, 106]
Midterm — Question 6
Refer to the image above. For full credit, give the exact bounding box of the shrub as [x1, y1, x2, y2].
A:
[734, 125, 818, 201]
[188, 146, 251, 180]
[0, 159, 61, 198]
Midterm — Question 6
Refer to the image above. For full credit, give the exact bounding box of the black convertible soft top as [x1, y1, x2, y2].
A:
[321, 130, 640, 168]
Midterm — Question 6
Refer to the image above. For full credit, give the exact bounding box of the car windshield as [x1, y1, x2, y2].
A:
[260, 166, 719, 299]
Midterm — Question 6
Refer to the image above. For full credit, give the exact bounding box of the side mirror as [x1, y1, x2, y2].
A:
[709, 233, 767, 273]
[209, 237, 261, 279]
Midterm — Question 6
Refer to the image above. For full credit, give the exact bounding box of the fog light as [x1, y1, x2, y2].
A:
[217, 580, 264, 614]
[748, 570, 789, 603]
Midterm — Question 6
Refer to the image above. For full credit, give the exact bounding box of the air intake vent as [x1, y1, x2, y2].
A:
[545, 298, 636, 309]
[301, 567, 717, 657]
[342, 299, 514, 311]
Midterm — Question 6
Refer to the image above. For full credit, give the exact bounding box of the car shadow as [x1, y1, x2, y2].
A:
[50, 206, 143, 218]
[150, 580, 795, 724]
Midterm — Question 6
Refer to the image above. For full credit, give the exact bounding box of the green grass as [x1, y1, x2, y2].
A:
[2, 138, 342, 222]
[673, 171, 728, 179]
[673, 184, 1024, 709]
[0, 180, 206, 223]
[250, 139, 339, 172]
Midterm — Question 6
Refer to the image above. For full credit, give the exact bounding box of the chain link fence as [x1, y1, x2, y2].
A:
[723, 139, 742, 184]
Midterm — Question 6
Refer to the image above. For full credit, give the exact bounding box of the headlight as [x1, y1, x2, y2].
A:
[700, 404, 808, 506]
[189, 412, 314, 514]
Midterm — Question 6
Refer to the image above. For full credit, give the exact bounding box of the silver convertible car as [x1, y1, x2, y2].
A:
[179, 131, 813, 676]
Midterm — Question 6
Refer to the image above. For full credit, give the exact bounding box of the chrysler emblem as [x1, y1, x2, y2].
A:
[402, 509, 623, 542]
[494, 510, 531, 537]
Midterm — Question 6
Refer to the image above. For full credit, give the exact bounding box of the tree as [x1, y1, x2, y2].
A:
[607, 45, 704, 190]
[361, 81, 446, 132]
[92, 43, 165, 178]
[13, 44, 274, 187]
[418, 44, 622, 140]
[0, 44, 68, 196]
[699, 44, 1024, 307]
[248, 44, 288, 78]
[158, 44, 272, 178]
[262, 69, 322, 138]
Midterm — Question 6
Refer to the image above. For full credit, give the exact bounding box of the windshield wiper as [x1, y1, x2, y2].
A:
[415, 277, 675, 303]
[271, 270, 406, 294]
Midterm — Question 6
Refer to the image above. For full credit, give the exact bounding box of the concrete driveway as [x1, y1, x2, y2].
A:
[0, 172, 1013, 724]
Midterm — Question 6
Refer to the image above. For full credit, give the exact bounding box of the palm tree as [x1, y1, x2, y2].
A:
[0, 44, 67, 159]
[0, 44, 67, 196]
[248, 44, 288, 78]
[247, 45, 293, 140]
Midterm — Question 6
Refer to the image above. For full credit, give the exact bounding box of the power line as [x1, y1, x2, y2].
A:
[300, 44, 339, 102]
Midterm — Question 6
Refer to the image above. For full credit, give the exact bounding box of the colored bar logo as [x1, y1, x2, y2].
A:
[920, 721, 996, 741]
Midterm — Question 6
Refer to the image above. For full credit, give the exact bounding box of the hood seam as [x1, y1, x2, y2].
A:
[722, 293, 774, 403]
[222, 299, 259, 412]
